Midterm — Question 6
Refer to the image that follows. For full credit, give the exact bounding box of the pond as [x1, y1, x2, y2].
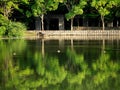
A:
[0, 39, 120, 90]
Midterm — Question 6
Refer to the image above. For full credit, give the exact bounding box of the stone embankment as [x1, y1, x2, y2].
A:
[26, 30, 120, 40]
[39, 30, 120, 36]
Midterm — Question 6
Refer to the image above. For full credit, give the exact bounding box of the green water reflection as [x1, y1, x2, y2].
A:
[0, 39, 120, 90]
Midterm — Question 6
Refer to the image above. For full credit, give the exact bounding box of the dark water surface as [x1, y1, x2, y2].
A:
[0, 39, 120, 90]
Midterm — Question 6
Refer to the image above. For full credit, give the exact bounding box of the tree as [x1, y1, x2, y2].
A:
[30, 0, 63, 31]
[63, 0, 87, 30]
[91, 0, 118, 31]
[0, 0, 29, 37]
[0, 0, 20, 19]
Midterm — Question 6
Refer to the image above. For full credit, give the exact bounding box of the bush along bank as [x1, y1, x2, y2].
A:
[0, 15, 26, 38]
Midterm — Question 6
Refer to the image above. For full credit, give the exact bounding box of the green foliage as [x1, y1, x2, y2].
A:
[0, 14, 8, 37]
[0, 1, 27, 38]
[0, 12, 26, 38]
[31, 0, 44, 17]
[31, 0, 63, 17]
[0, 26, 6, 36]
[91, 0, 118, 16]
[115, 9, 120, 17]
[91, 0, 118, 30]
[65, 0, 87, 20]
[21, 0, 29, 4]
[0, 0, 19, 18]
[0, 14, 9, 26]
[26, 10, 32, 18]
[0, 0, 120, 32]
[6, 21, 26, 37]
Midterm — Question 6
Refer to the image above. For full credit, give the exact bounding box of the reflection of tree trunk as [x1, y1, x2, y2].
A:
[3, 58, 8, 84]
[71, 18, 74, 31]
[9, 59, 14, 81]
[41, 14, 44, 31]
[117, 39, 119, 61]
[71, 39, 73, 51]
[101, 15, 105, 31]
[3, 56, 11, 85]
[59, 39, 64, 51]
[102, 38, 105, 53]
[42, 39, 45, 58]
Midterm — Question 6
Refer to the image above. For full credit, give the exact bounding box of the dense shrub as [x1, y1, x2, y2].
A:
[6, 21, 26, 37]
[0, 15, 8, 37]
[0, 26, 6, 37]
[0, 14, 26, 37]
[0, 15, 8, 26]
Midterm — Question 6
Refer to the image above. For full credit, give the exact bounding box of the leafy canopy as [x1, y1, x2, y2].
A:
[31, 0, 64, 17]
[65, 0, 87, 20]
[91, 0, 118, 16]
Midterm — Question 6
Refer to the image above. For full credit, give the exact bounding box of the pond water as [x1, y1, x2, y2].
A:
[0, 39, 120, 90]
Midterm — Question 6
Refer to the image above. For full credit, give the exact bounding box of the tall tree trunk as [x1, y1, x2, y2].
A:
[101, 15, 105, 31]
[41, 14, 44, 31]
[71, 18, 73, 31]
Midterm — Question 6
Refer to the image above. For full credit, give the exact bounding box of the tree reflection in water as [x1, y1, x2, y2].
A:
[0, 39, 120, 90]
